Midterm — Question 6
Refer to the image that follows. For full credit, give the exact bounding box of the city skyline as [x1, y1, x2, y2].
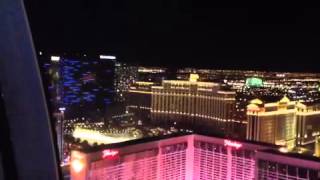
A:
[2, 3, 320, 179]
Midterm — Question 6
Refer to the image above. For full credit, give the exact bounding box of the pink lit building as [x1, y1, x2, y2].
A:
[70, 134, 320, 180]
[256, 150, 320, 179]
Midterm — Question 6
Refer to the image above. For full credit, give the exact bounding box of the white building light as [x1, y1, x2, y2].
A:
[99, 55, 116, 60]
[51, 56, 60, 62]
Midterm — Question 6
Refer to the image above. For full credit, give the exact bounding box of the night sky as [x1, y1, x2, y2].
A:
[24, 2, 320, 72]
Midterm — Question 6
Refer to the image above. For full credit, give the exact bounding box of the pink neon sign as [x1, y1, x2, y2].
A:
[224, 140, 242, 149]
[102, 149, 119, 159]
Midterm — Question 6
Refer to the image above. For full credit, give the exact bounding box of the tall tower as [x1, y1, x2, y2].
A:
[296, 102, 320, 146]
[114, 62, 138, 102]
[246, 97, 297, 149]
[43, 54, 115, 119]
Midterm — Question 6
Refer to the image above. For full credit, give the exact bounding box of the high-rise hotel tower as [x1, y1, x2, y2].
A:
[151, 74, 236, 134]
[70, 134, 320, 180]
[247, 97, 320, 149]
[246, 97, 297, 149]
[296, 102, 320, 146]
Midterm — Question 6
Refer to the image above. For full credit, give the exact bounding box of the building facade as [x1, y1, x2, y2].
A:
[114, 63, 138, 102]
[70, 134, 320, 180]
[246, 97, 297, 149]
[41, 54, 116, 119]
[315, 136, 320, 157]
[151, 74, 236, 134]
[247, 97, 320, 148]
[70, 134, 277, 180]
[256, 150, 320, 179]
[296, 103, 320, 146]
[126, 81, 153, 120]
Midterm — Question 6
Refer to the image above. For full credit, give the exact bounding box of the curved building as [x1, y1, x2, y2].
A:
[151, 74, 236, 134]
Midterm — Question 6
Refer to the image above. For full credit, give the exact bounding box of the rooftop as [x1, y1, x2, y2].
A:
[70, 132, 280, 153]
[259, 149, 320, 163]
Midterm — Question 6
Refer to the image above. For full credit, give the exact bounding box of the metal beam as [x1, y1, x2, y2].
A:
[0, 0, 59, 179]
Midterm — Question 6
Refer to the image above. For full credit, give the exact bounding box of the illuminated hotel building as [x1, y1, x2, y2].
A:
[40, 55, 62, 112]
[246, 97, 297, 149]
[70, 134, 276, 180]
[61, 56, 115, 111]
[315, 136, 320, 157]
[114, 62, 138, 102]
[126, 81, 153, 119]
[151, 74, 236, 134]
[256, 149, 320, 179]
[40, 54, 116, 118]
[296, 102, 320, 146]
[70, 133, 320, 180]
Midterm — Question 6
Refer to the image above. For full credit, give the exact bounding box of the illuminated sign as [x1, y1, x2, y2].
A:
[99, 55, 116, 60]
[61, 155, 70, 167]
[71, 159, 85, 173]
[245, 77, 263, 88]
[102, 149, 119, 159]
[51, 56, 60, 62]
[224, 140, 242, 149]
[279, 147, 289, 153]
[59, 107, 66, 112]
[189, 74, 199, 82]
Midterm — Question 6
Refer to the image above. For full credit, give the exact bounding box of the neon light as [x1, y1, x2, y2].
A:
[279, 147, 289, 153]
[224, 140, 242, 149]
[71, 159, 85, 173]
[51, 56, 60, 62]
[59, 107, 66, 112]
[245, 77, 263, 87]
[99, 55, 116, 60]
[61, 155, 70, 167]
[102, 149, 119, 159]
[189, 74, 199, 82]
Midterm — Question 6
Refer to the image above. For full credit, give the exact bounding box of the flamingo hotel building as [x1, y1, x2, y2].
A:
[70, 134, 320, 180]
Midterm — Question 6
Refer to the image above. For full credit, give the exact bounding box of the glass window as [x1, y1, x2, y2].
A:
[221, 146, 227, 154]
[200, 142, 206, 149]
[268, 161, 276, 172]
[207, 143, 213, 151]
[288, 165, 297, 176]
[277, 163, 287, 175]
[244, 150, 253, 159]
[308, 169, 319, 180]
[258, 160, 268, 170]
[214, 145, 220, 153]
[194, 141, 200, 148]
[298, 168, 308, 178]
[236, 149, 244, 157]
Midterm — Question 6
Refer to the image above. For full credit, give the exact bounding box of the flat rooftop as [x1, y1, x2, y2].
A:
[259, 149, 320, 163]
[70, 132, 279, 153]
